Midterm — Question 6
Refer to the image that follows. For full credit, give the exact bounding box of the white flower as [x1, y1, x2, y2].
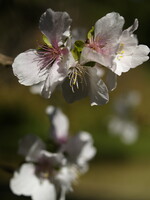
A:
[112, 19, 150, 75]
[80, 12, 149, 75]
[12, 8, 72, 98]
[10, 107, 96, 200]
[61, 53, 109, 106]
[10, 135, 61, 200]
[46, 106, 69, 144]
[10, 148, 65, 200]
[10, 134, 76, 200]
[80, 12, 124, 67]
[10, 163, 56, 200]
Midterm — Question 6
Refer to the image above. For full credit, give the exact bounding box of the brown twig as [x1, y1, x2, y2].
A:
[0, 53, 14, 66]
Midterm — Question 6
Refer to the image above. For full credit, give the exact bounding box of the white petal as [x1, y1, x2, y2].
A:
[18, 134, 46, 162]
[10, 164, 40, 196]
[88, 67, 109, 106]
[56, 166, 77, 192]
[39, 8, 72, 45]
[42, 60, 67, 98]
[46, 106, 69, 144]
[12, 50, 47, 86]
[32, 179, 56, 200]
[113, 55, 132, 75]
[75, 132, 96, 169]
[94, 12, 124, 40]
[126, 18, 138, 33]
[80, 46, 112, 67]
[131, 45, 150, 68]
[63, 131, 96, 169]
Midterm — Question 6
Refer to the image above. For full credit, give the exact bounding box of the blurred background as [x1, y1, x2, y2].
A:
[0, 0, 150, 199]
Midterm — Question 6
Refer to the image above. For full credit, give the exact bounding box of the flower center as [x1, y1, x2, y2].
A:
[68, 64, 88, 93]
[116, 43, 125, 60]
[37, 44, 67, 69]
[87, 35, 106, 53]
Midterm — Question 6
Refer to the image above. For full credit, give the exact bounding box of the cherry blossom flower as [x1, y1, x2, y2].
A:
[10, 107, 96, 200]
[10, 135, 65, 200]
[80, 12, 125, 67]
[112, 19, 149, 75]
[12, 8, 72, 98]
[46, 106, 96, 168]
[80, 12, 149, 75]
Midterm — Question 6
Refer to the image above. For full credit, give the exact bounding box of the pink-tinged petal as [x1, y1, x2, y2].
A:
[94, 12, 125, 40]
[131, 45, 150, 68]
[12, 50, 47, 86]
[88, 67, 109, 106]
[80, 46, 112, 67]
[10, 164, 40, 196]
[42, 60, 68, 98]
[46, 106, 69, 144]
[39, 8, 72, 45]
[18, 134, 46, 162]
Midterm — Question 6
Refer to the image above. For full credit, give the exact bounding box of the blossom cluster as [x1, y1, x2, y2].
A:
[12, 9, 149, 106]
[10, 106, 96, 200]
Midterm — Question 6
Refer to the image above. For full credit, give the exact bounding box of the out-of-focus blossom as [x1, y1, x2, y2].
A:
[108, 91, 141, 144]
[10, 134, 66, 200]
[12, 8, 72, 99]
[61, 131, 96, 172]
[80, 12, 149, 75]
[113, 90, 141, 118]
[46, 106, 69, 144]
[10, 106, 96, 200]
[46, 106, 96, 170]
[108, 117, 138, 144]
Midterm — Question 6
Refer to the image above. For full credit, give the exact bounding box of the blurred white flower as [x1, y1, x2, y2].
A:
[10, 106, 96, 200]
[61, 131, 96, 172]
[108, 117, 138, 144]
[108, 91, 141, 144]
